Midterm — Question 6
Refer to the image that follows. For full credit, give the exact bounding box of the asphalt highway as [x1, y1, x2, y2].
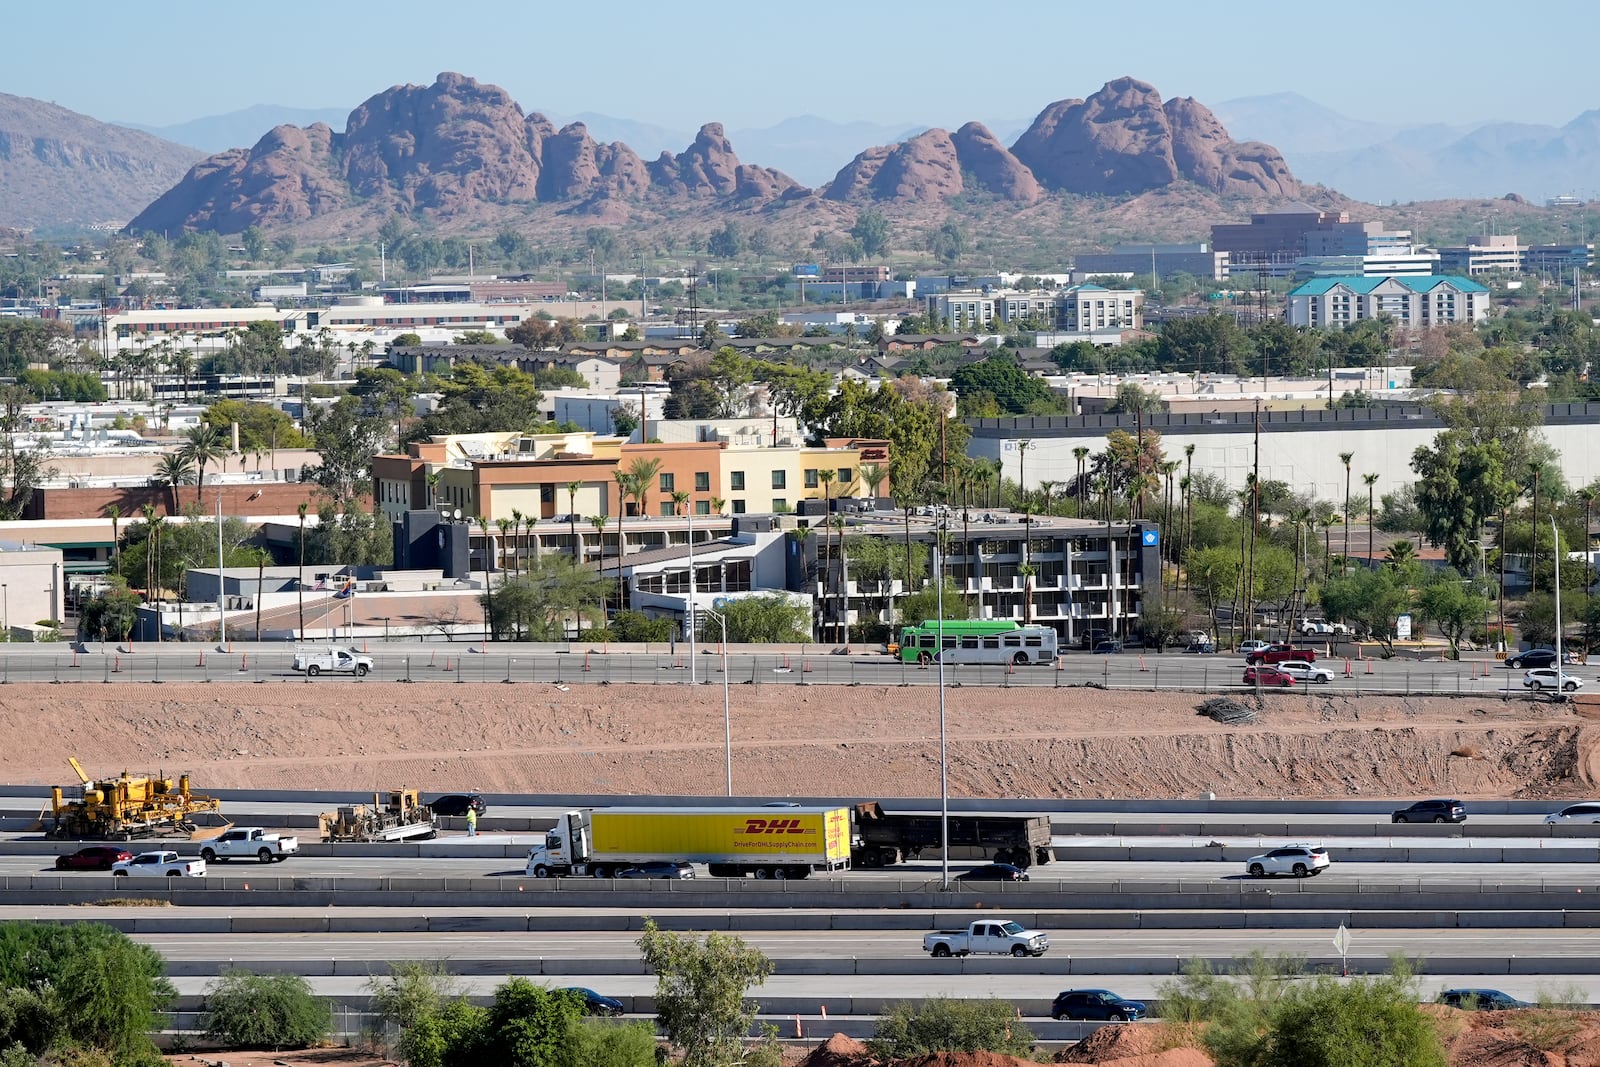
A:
[13, 853, 1600, 884]
[0, 642, 1568, 694]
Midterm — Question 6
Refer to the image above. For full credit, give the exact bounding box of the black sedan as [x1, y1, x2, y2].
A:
[955, 863, 1030, 882]
[1437, 988, 1532, 1011]
[1051, 989, 1147, 1021]
[560, 987, 624, 1016]
[616, 861, 695, 879]
[427, 793, 487, 817]
[55, 846, 133, 871]
[1506, 648, 1558, 669]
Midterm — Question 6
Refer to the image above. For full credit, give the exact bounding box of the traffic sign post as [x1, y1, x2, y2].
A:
[1333, 924, 1351, 976]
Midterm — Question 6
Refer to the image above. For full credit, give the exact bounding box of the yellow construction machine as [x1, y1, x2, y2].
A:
[48, 758, 224, 840]
[320, 789, 437, 843]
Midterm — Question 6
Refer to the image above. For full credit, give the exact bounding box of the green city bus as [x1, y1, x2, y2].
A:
[891, 620, 1058, 666]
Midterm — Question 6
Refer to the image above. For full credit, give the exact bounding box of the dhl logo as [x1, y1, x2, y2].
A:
[740, 818, 812, 835]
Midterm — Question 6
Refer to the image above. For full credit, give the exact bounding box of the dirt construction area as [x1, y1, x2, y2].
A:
[6, 682, 1599, 799]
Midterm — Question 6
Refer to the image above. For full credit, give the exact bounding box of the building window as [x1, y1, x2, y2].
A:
[838, 467, 852, 488]
[660, 501, 675, 517]
[804, 468, 819, 489]
[731, 471, 745, 491]
[773, 498, 787, 512]
[772, 470, 787, 489]
[732, 499, 747, 514]
[659, 472, 674, 493]
[695, 500, 710, 516]
[695, 472, 710, 492]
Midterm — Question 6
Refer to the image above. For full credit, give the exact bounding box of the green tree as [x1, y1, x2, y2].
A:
[0, 921, 174, 1065]
[1266, 972, 1445, 1067]
[202, 970, 331, 1050]
[1410, 431, 1518, 571]
[710, 594, 812, 643]
[202, 398, 307, 452]
[869, 997, 1034, 1060]
[78, 578, 142, 642]
[1187, 545, 1241, 639]
[485, 555, 610, 640]
[850, 210, 891, 257]
[897, 578, 967, 629]
[636, 919, 776, 1067]
[415, 363, 547, 439]
[949, 354, 1056, 415]
[307, 395, 390, 511]
[1320, 567, 1413, 654]
[1416, 570, 1493, 658]
[707, 221, 745, 259]
[480, 978, 584, 1067]
[179, 422, 228, 506]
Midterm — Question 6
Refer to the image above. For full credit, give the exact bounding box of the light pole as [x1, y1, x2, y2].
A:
[935, 526, 950, 891]
[687, 507, 697, 684]
[2, 583, 8, 637]
[1554, 516, 1566, 691]
[703, 608, 731, 795]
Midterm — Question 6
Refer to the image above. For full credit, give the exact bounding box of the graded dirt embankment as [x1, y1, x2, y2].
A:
[8, 683, 1596, 800]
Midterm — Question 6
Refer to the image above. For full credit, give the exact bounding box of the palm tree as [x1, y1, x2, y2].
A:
[626, 457, 664, 520]
[496, 518, 514, 573]
[137, 503, 156, 593]
[478, 516, 494, 640]
[1016, 440, 1032, 513]
[710, 496, 726, 517]
[588, 515, 608, 587]
[105, 504, 121, 572]
[895, 492, 916, 597]
[1073, 446, 1091, 511]
[860, 464, 887, 507]
[1529, 461, 1545, 595]
[613, 469, 634, 611]
[1339, 451, 1354, 576]
[830, 514, 850, 645]
[566, 481, 583, 560]
[296, 502, 308, 638]
[1579, 486, 1599, 592]
[510, 509, 526, 575]
[152, 454, 193, 515]
[181, 424, 227, 506]
[526, 516, 540, 564]
[254, 548, 266, 640]
[1363, 473, 1380, 566]
[1385, 539, 1418, 570]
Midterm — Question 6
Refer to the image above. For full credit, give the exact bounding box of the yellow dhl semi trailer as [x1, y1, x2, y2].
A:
[523, 806, 852, 879]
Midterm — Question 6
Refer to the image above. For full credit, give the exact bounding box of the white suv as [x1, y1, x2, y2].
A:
[1545, 803, 1600, 824]
[1245, 845, 1330, 878]
[1276, 661, 1335, 684]
[1524, 668, 1582, 692]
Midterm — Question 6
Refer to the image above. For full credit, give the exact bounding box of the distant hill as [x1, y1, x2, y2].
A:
[1217, 92, 1600, 202]
[126, 72, 1306, 242]
[119, 104, 350, 152]
[0, 92, 201, 231]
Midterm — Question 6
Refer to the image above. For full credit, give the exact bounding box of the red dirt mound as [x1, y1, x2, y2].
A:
[800, 1034, 875, 1067]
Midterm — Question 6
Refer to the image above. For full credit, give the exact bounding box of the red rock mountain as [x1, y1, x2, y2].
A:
[126, 73, 1301, 235]
[1009, 77, 1299, 197]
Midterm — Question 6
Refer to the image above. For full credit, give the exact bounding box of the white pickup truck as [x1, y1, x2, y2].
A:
[111, 851, 206, 878]
[292, 647, 372, 677]
[200, 827, 299, 864]
[924, 919, 1049, 958]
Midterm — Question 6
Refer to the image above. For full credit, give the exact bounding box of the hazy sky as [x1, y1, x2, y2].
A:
[10, 1, 1594, 131]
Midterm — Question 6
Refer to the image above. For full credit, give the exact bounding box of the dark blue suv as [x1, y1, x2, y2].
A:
[1051, 989, 1146, 1021]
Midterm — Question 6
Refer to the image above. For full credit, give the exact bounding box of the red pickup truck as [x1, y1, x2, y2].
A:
[1245, 643, 1318, 666]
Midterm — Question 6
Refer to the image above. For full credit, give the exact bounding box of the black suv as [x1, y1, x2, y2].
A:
[1392, 799, 1466, 824]
[427, 793, 487, 817]
[1051, 989, 1147, 1021]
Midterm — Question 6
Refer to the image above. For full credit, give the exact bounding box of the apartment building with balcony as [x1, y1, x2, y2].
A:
[1285, 275, 1489, 328]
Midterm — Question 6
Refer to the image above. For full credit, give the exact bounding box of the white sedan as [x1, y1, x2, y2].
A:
[1245, 845, 1330, 878]
[1544, 803, 1600, 824]
[1523, 668, 1582, 692]
[110, 851, 206, 878]
[1275, 661, 1335, 684]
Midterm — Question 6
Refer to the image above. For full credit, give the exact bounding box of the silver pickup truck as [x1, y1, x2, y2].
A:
[924, 919, 1049, 958]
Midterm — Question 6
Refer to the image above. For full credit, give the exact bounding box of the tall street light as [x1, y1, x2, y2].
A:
[935, 524, 950, 891]
[702, 608, 731, 795]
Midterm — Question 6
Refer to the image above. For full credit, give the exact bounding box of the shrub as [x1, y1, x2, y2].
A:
[400, 1000, 488, 1067]
[480, 978, 584, 1067]
[868, 997, 1034, 1060]
[1266, 973, 1445, 1067]
[202, 970, 331, 1050]
[0, 922, 172, 1065]
[564, 1018, 660, 1067]
[637, 920, 775, 1067]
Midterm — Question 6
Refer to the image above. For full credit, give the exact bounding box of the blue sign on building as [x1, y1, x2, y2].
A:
[1141, 529, 1160, 547]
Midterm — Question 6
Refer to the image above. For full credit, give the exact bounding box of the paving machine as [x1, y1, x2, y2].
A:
[319, 789, 437, 842]
[49, 758, 224, 840]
